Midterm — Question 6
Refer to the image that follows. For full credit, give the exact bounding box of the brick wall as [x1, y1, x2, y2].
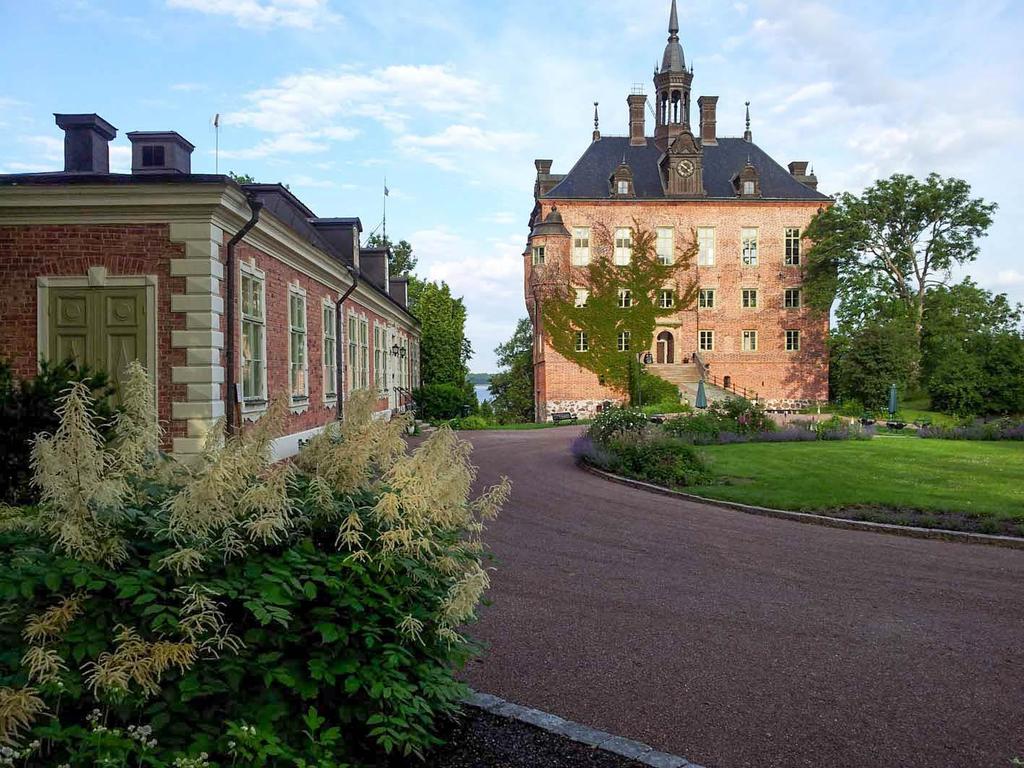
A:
[525, 199, 829, 415]
[0, 224, 188, 438]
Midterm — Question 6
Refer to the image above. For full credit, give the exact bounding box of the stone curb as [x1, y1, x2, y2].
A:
[463, 691, 702, 768]
[579, 462, 1024, 550]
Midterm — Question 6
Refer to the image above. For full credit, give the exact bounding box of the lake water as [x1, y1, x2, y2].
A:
[474, 384, 490, 403]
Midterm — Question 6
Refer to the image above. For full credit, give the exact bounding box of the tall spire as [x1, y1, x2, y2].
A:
[743, 101, 752, 142]
[660, 0, 686, 72]
[592, 102, 600, 142]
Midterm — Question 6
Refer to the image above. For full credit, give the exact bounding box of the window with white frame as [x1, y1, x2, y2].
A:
[575, 330, 588, 352]
[411, 339, 420, 388]
[741, 228, 759, 266]
[617, 331, 631, 352]
[617, 288, 633, 308]
[359, 317, 369, 389]
[742, 329, 758, 351]
[784, 287, 801, 308]
[742, 288, 758, 308]
[743, 180, 755, 196]
[659, 289, 675, 308]
[699, 329, 714, 351]
[532, 245, 545, 265]
[574, 288, 589, 308]
[348, 313, 358, 392]
[698, 288, 715, 309]
[374, 324, 383, 392]
[785, 228, 801, 265]
[323, 302, 337, 400]
[289, 290, 308, 402]
[656, 227, 674, 265]
[786, 329, 801, 351]
[617, 180, 629, 195]
[240, 269, 266, 403]
[613, 228, 632, 266]
[572, 227, 591, 266]
[697, 227, 715, 266]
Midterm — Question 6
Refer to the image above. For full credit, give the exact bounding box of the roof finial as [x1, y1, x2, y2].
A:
[592, 102, 601, 142]
[743, 101, 753, 142]
[668, 0, 679, 37]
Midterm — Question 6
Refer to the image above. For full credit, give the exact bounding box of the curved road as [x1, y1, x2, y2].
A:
[459, 427, 1024, 768]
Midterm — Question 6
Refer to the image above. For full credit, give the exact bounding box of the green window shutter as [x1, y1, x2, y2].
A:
[98, 288, 148, 395]
[48, 289, 93, 367]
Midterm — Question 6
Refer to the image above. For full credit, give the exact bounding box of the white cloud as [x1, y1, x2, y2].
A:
[227, 65, 486, 137]
[219, 131, 339, 159]
[482, 212, 517, 225]
[171, 82, 206, 92]
[994, 270, 1024, 287]
[165, 0, 340, 30]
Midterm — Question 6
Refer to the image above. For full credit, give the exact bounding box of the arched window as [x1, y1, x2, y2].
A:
[671, 91, 681, 123]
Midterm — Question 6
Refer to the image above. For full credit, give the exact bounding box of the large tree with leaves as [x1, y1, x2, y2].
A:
[408, 279, 472, 388]
[539, 220, 698, 393]
[804, 173, 996, 350]
[488, 318, 534, 424]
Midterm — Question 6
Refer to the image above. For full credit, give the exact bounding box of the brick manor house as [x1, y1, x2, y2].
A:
[524, 0, 830, 420]
[0, 113, 420, 460]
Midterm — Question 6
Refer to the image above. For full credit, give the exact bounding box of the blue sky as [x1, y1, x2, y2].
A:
[2, 0, 1022, 371]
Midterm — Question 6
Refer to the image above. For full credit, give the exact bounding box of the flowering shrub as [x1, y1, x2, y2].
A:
[661, 398, 776, 441]
[918, 417, 1024, 441]
[0, 362, 510, 766]
[587, 406, 649, 442]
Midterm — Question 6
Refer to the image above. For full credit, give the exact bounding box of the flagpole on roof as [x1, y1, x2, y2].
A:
[382, 176, 388, 247]
[213, 113, 220, 174]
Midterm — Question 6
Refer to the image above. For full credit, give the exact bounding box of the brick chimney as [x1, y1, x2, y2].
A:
[534, 159, 564, 196]
[389, 276, 409, 308]
[54, 113, 116, 173]
[127, 131, 194, 174]
[788, 161, 819, 190]
[627, 93, 646, 146]
[697, 96, 718, 145]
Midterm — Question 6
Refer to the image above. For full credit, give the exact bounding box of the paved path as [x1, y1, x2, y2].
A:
[459, 427, 1024, 768]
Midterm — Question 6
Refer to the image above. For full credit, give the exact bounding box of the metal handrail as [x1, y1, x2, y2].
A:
[707, 374, 759, 403]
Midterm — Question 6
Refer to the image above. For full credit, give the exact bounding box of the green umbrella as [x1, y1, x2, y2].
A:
[888, 383, 898, 418]
[695, 379, 708, 409]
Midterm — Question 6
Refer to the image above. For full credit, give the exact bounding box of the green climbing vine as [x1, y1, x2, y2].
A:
[539, 218, 699, 393]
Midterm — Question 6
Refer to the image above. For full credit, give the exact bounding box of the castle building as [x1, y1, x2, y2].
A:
[525, 0, 830, 419]
[0, 112, 420, 460]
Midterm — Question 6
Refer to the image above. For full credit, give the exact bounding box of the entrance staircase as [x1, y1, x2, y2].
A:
[646, 362, 734, 406]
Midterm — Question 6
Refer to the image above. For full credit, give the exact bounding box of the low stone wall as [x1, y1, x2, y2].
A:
[545, 398, 624, 421]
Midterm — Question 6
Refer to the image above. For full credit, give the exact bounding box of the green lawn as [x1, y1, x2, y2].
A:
[694, 439, 1024, 530]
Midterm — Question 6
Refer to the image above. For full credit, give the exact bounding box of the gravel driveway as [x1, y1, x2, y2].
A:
[458, 427, 1024, 768]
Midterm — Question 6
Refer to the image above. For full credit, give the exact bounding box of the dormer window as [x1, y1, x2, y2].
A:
[611, 162, 635, 198]
[141, 145, 165, 167]
[735, 160, 761, 198]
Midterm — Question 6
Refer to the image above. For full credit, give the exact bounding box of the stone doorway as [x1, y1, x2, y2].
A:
[656, 331, 674, 364]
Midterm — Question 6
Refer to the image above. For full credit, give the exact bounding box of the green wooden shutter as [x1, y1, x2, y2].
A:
[48, 288, 92, 367]
[47, 286, 149, 401]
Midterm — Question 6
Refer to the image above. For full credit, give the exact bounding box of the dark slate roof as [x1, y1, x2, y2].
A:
[543, 136, 829, 201]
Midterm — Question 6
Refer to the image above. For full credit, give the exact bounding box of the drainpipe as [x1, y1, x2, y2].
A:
[224, 195, 263, 436]
[335, 264, 359, 421]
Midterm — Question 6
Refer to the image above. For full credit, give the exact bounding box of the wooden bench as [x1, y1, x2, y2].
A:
[551, 412, 578, 425]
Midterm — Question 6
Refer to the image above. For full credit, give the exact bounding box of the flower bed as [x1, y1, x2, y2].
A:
[919, 417, 1024, 441]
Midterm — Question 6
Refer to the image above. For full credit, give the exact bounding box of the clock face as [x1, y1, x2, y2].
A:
[677, 159, 695, 178]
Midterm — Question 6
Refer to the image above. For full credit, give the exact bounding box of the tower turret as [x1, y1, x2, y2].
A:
[653, 0, 694, 148]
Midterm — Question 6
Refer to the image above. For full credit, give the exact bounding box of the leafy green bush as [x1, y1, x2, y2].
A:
[588, 406, 649, 442]
[661, 398, 776, 440]
[413, 383, 471, 421]
[636, 372, 679, 407]
[602, 434, 710, 488]
[0, 360, 115, 506]
[641, 399, 691, 416]
[450, 415, 490, 430]
[0, 364, 510, 766]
